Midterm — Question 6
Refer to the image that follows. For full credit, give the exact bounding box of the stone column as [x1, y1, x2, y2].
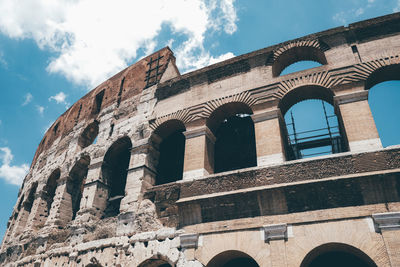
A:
[372, 212, 400, 267]
[10, 206, 31, 237]
[182, 126, 216, 180]
[119, 137, 157, 213]
[76, 159, 108, 219]
[263, 223, 288, 267]
[180, 233, 199, 262]
[251, 109, 285, 166]
[335, 90, 382, 152]
[25, 191, 49, 232]
[44, 177, 72, 227]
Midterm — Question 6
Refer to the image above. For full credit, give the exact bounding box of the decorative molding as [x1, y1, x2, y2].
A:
[273, 71, 343, 99]
[267, 38, 330, 65]
[150, 109, 192, 131]
[183, 126, 216, 143]
[251, 109, 280, 123]
[334, 91, 369, 105]
[198, 91, 257, 119]
[263, 223, 287, 242]
[372, 212, 400, 232]
[151, 55, 400, 130]
[180, 233, 199, 249]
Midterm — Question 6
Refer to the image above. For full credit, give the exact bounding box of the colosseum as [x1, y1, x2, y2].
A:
[1, 12, 400, 267]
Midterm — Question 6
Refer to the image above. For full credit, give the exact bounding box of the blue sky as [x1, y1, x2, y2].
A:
[0, 0, 399, 239]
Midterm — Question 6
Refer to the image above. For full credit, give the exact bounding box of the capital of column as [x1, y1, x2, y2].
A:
[130, 137, 154, 154]
[251, 109, 281, 123]
[263, 223, 287, 242]
[334, 91, 369, 105]
[180, 233, 199, 249]
[183, 126, 216, 144]
[372, 212, 400, 232]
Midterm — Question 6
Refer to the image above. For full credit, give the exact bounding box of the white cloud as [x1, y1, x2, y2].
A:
[36, 105, 45, 115]
[22, 93, 33, 106]
[395, 0, 400, 11]
[332, 0, 382, 25]
[0, 50, 7, 68]
[49, 92, 67, 104]
[355, 7, 364, 16]
[0, 0, 238, 88]
[0, 147, 29, 186]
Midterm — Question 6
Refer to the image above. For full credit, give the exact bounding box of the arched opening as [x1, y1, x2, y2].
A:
[279, 86, 348, 160]
[78, 121, 99, 148]
[24, 182, 38, 214]
[14, 182, 38, 235]
[207, 250, 259, 267]
[43, 169, 60, 219]
[366, 64, 400, 147]
[153, 120, 186, 185]
[207, 102, 257, 173]
[102, 137, 132, 217]
[300, 243, 377, 267]
[280, 60, 323, 76]
[138, 257, 172, 267]
[272, 46, 327, 77]
[67, 155, 90, 220]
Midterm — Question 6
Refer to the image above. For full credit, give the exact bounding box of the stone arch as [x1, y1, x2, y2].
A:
[278, 85, 348, 160]
[138, 255, 174, 267]
[364, 63, 400, 147]
[206, 250, 260, 267]
[206, 102, 257, 173]
[102, 136, 132, 217]
[67, 155, 90, 220]
[152, 119, 186, 185]
[365, 63, 400, 90]
[78, 120, 99, 148]
[13, 182, 38, 236]
[268, 39, 329, 77]
[39, 168, 60, 225]
[300, 242, 377, 267]
[278, 85, 335, 116]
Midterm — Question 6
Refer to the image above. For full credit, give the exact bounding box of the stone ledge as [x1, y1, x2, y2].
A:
[263, 223, 287, 242]
[372, 212, 400, 232]
[180, 233, 199, 249]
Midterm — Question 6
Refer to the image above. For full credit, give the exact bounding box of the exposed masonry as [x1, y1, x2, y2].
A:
[1, 12, 400, 267]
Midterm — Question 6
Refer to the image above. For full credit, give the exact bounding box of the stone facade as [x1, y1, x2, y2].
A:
[1, 12, 400, 267]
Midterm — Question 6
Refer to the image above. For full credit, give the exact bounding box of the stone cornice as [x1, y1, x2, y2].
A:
[263, 223, 287, 242]
[334, 91, 369, 105]
[183, 126, 216, 143]
[372, 212, 400, 232]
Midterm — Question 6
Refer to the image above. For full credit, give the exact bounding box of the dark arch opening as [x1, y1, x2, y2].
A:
[273, 46, 327, 77]
[207, 102, 257, 173]
[24, 182, 38, 213]
[279, 86, 348, 160]
[43, 169, 60, 219]
[207, 250, 259, 267]
[154, 120, 186, 185]
[67, 155, 90, 220]
[78, 121, 99, 148]
[138, 258, 172, 267]
[102, 137, 132, 217]
[301, 243, 377, 267]
[366, 64, 400, 147]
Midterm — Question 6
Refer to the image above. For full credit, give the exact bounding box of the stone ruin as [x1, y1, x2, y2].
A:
[1, 12, 400, 267]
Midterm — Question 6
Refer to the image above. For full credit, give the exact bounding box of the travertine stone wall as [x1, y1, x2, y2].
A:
[1, 12, 400, 267]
